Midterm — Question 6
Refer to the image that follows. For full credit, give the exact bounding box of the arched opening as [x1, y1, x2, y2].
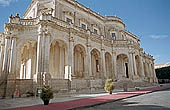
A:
[74, 44, 86, 78]
[135, 55, 140, 76]
[49, 40, 67, 79]
[19, 40, 37, 79]
[105, 52, 112, 78]
[91, 49, 101, 78]
[116, 54, 129, 79]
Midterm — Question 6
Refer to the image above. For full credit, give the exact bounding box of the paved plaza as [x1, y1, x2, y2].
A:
[0, 84, 170, 110]
[76, 89, 170, 110]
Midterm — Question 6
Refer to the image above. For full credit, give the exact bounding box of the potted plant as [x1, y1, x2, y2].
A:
[104, 79, 114, 94]
[40, 85, 53, 105]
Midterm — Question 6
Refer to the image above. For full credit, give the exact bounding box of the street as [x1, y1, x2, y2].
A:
[75, 89, 170, 110]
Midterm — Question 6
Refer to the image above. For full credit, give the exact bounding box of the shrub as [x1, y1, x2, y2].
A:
[104, 79, 114, 94]
[40, 85, 53, 101]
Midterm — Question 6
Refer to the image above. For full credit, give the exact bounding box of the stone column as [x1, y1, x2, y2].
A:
[1, 34, 17, 97]
[101, 49, 106, 78]
[101, 36, 106, 78]
[6, 37, 17, 97]
[0, 43, 4, 73]
[128, 52, 134, 79]
[2, 36, 11, 73]
[132, 53, 137, 76]
[16, 47, 22, 79]
[87, 45, 92, 78]
[151, 63, 158, 83]
[36, 26, 51, 86]
[9, 37, 17, 74]
[139, 56, 145, 77]
[59, 46, 62, 78]
[149, 63, 153, 83]
[31, 43, 36, 79]
[68, 33, 75, 77]
[145, 63, 150, 82]
[112, 51, 117, 80]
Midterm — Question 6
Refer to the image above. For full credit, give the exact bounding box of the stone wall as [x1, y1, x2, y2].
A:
[15, 79, 34, 97]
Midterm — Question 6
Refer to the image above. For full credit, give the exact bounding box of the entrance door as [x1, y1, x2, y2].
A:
[125, 63, 129, 78]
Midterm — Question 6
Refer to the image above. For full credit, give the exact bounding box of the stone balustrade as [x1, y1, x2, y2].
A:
[7, 14, 139, 48]
[19, 18, 39, 26]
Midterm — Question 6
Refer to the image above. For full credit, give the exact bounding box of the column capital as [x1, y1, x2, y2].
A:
[101, 48, 105, 51]
[112, 50, 116, 55]
[69, 32, 74, 42]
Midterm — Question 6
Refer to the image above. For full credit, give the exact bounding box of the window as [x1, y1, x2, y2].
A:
[66, 17, 72, 23]
[94, 29, 98, 34]
[81, 24, 87, 30]
[111, 33, 116, 39]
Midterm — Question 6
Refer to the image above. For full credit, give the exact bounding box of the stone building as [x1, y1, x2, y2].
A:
[0, 0, 157, 97]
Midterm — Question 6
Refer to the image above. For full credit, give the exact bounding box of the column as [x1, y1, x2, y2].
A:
[87, 45, 92, 77]
[16, 47, 22, 79]
[149, 64, 153, 77]
[2, 35, 17, 97]
[139, 56, 145, 77]
[0, 39, 5, 73]
[68, 33, 74, 77]
[31, 43, 36, 79]
[132, 54, 137, 76]
[2, 36, 11, 73]
[152, 63, 158, 83]
[36, 26, 51, 86]
[9, 37, 17, 74]
[59, 46, 62, 78]
[101, 49, 106, 78]
[128, 52, 134, 79]
[112, 51, 117, 80]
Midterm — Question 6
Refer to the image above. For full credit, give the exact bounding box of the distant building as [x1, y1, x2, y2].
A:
[0, 0, 158, 97]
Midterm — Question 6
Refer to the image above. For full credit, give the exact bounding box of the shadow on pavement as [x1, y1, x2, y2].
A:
[73, 100, 170, 110]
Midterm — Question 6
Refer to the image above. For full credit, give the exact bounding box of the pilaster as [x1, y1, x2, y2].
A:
[68, 32, 75, 78]
[132, 53, 138, 76]
[128, 52, 134, 79]
[112, 51, 117, 80]
[0, 39, 5, 73]
[36, 25, 51, 86]
[101, 36, 106, 78]
[139, 56, 145, 77]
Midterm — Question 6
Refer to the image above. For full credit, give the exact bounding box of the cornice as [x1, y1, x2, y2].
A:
[24, 0, 38, 18]
[123, 30, 139, 40]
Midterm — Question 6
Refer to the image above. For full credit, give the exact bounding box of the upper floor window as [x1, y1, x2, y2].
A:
[111, 33, 116, 39]
[94, 29, 98, 34]
[66, 17, 72, 24]
[81, 23, 87, 30]
[64, 11, 74, 24]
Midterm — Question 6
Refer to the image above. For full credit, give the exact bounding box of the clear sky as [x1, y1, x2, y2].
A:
[0, 0, 170, 64]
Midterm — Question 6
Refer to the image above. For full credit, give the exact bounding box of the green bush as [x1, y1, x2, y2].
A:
[40, 86, 53, 101]
[104, 79, 114, 94]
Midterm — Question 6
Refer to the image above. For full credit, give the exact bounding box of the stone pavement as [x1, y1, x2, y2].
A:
[0, 84, 170, 110]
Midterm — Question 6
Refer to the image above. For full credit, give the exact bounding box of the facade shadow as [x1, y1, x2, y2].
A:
[72, 99, 170, 110]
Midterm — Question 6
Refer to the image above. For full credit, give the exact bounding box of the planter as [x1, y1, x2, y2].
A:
[43, 100, 49, 105]
[40, 86, 53, 105]
[109, 91, 112, 94]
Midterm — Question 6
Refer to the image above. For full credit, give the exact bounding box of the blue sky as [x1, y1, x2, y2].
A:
[0, 0, 170, 64]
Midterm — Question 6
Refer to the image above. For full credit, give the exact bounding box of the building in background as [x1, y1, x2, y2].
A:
[0, 0, 158, 97]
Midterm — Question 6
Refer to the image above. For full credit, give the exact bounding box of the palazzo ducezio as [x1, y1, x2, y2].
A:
[0, 0, 158, 97]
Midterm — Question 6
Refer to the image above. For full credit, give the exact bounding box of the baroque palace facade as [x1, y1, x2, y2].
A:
[0, 0, 157, 97]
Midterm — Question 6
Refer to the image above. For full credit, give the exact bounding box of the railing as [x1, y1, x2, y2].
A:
[51, 17, 70, 29]
[19, 18, 39, 26]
